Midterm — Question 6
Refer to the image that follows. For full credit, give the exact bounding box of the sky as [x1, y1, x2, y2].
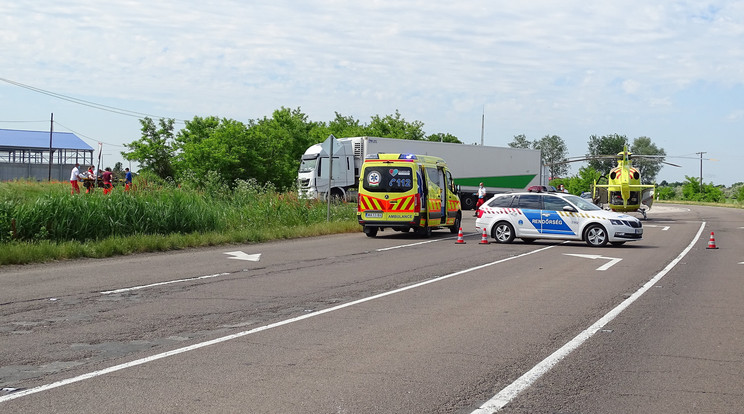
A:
[1, 1, 743, 185]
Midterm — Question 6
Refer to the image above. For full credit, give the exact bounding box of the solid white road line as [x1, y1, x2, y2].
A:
[100, 272, 231, 295]
[1, 245, 556, 403]
[471, 221, 707, 414]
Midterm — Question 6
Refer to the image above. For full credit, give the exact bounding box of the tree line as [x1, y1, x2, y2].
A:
[122, 108, 460, 190]
[122, 107, 741, 203]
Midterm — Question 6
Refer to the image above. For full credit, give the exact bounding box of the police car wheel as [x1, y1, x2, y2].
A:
[492, 222, 515, 244]
[584, 224, 608, 247]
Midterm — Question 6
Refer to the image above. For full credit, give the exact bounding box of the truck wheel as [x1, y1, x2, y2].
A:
[364, 226, 378, 237]
[330, 188, 345, 202]
[462, 196, 476, 210]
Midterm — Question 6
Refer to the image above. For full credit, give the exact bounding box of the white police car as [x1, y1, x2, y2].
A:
[475, 192, 643, 247]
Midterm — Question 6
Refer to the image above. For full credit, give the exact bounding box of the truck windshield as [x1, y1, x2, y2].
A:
[362, 166, 414, 193]
[298, 158, 317, 173]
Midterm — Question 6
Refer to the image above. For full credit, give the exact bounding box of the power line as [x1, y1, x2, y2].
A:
[54, 121, 127, 149]
[0, 77, 187, 123]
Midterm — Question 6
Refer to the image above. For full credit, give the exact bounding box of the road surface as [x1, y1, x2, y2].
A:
[1, 204, 742, 413]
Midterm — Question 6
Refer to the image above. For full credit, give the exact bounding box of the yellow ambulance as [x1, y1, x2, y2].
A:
[357, 153, 462, 237]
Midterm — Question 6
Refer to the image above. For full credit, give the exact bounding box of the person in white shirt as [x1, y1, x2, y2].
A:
[70, 163, 81, 194]
[474, 182, 486, 215]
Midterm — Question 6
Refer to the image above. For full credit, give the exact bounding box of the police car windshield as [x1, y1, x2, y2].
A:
[564, 195, 601, 211]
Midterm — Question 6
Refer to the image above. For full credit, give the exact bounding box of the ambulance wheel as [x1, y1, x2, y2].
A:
[416, 226, 432, 238]
[364, 226, 378, 238]
[584, 224, 608, 247]
[492, 221, 515, 244]
[449, 214, 461, 234]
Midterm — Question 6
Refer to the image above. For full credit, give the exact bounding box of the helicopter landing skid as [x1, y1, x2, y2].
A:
[638, 208, 648, 220]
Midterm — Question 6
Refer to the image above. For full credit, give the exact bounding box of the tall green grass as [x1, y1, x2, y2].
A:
[0, 177, 358, 265]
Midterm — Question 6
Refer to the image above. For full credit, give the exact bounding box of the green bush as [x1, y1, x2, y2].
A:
[0, 176, 354, 244]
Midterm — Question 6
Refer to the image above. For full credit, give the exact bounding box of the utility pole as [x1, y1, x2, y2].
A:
[480, 106, 485, 146]
[48, 113, 54, 181]
[696, 151, 706, 193]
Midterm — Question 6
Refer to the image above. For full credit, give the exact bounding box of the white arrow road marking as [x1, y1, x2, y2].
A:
[644, 224, 670, 231]
[224, 251, 262, 261]
[564, 253, 623, 271]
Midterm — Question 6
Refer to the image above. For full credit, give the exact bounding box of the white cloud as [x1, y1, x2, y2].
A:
[1, 0, 743, 184]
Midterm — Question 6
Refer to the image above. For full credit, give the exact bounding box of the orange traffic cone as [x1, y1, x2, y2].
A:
[455, 227, 466, 244]
[706, 232, 718, 249]
[479, 227, 489, 245]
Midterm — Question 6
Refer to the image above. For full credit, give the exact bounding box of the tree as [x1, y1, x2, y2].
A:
[426, 132, 462, 143]
[246, 107, 317, 189]
[534, 134, 569, 179]
[586, 134, 627, 172]
[174, 116, 251, 187]
[735, 185, 744, 202]
[365, 110, 425, 140]
[681, 176, 724, 202]
[311, 112, 367, 142]
[122, 117, 177, 180]
[508, 134, 533, 149]
[630, 136, 666, 184]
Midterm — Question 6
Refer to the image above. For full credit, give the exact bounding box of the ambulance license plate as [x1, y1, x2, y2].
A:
[366, 212, 383, 219]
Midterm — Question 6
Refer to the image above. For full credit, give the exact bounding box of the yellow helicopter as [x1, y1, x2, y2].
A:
[557, 146, 680, 219]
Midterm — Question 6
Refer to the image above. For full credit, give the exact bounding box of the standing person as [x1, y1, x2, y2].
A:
[102, 167, 113, 195]
[124, 168, 132, 191]
[474, 182, 486, 215]
[559, 184, 568, 193]
[70, 163, 81, 194]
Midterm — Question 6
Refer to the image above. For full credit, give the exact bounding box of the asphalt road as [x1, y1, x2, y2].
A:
[1, 204, 742, 413]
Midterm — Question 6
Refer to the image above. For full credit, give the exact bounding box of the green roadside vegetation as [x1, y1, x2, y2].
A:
[0, 175, 359, 266]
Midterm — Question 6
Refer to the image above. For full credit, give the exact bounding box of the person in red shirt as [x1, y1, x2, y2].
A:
[102, 167, 113, 195]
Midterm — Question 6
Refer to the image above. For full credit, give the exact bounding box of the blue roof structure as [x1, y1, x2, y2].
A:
[0, 128, 94, 151]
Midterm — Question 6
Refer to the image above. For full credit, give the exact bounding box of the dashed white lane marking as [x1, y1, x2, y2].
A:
[100, 273, 231, 295]
[471, 221, 707, 413]
[1, 244, 556, 403]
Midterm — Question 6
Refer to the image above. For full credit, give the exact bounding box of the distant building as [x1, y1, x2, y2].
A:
[0, 128, 95, 181]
